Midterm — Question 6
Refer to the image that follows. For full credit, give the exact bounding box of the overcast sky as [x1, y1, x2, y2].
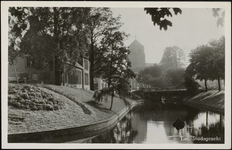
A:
[110, 8, 225, 64]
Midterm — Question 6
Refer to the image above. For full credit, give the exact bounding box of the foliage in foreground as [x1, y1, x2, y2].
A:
[145, 8, 224, 30]
[8, 84, 65, 111]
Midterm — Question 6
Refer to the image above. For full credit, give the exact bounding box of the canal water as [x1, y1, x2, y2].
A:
[80, 103, 224, 144]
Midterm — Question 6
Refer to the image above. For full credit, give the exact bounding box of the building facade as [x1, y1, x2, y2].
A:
[94, 77, 108, 90]
[8, 56, 90, 90]
[64, 58, 90, 90]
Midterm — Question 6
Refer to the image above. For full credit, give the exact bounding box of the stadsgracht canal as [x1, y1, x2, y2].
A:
[68, 102, 224, 144]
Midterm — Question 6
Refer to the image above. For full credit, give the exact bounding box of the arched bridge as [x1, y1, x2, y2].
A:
[133, 88, 188, 103]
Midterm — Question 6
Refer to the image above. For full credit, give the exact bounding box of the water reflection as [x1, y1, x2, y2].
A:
[84, 104, 224, 144]
[91, 113, 137, 143]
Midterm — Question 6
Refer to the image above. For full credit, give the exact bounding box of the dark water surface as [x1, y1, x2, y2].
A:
[71, 103, 224, 144]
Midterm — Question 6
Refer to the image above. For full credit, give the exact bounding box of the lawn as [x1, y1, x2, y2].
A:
[8, 84, 136, 134]
[184, 90, 224, 110]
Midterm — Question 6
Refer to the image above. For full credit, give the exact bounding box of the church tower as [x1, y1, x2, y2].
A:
[128, 39, 146, 73]
[128, 39, 149, 90]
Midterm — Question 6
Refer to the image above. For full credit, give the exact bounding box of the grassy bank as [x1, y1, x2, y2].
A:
[8, 84, 135, 134]
[183, 90, 224, 114]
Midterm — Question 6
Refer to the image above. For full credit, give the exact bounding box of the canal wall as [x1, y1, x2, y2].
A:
[183, 90, 224, 115]
[8, 101, 143, 143]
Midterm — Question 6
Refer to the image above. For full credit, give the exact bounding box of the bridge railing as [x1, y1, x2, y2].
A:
[142, 88, 187, 92]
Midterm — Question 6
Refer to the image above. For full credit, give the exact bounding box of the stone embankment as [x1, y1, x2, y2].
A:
[183, 90, 224, 115]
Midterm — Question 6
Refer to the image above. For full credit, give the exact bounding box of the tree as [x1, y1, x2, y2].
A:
[159, 46, 186, 72]
[144, 8, 182, 30]
[137, 64, 186, 89]
[145, 8, 225, 30]
[165, 68, 185, 88]
[187, 36, 225, 92]
[184, 66, 200, 95]
[8, 7, 31, 83]
[137, 64, 163, 87]
[208, 36, 225, 91]
[212, 8, 225, 27]
[9, 7, 91, 85]
[86, 8, 124, 90]
[188, 45, 215, 91]
[97, 29, 135, 110]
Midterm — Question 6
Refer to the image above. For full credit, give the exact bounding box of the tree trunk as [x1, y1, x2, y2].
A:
[204, 79, 208, 91]
[218, 77, 221, 91]
[109, 93, 114, 110]
[62, 73, 65, 86]
[54, 56, 61, 85]
[13, 60, 18, 84]
[53, 7, 61, 85]
[90, 59, 94, 90]
[89, 38, 95, 91]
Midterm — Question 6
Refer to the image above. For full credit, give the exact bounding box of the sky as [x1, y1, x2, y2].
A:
[110, 8, 225, 64]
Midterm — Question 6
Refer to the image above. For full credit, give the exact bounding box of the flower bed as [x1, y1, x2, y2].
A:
[8, 84, 65, 111]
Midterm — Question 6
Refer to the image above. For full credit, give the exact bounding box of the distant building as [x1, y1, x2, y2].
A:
[128, 39, 150, 90]
[128, 39, 146, 73]
[8, 56, 90, 90]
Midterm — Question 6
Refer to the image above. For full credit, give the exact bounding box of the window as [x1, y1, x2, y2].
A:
[69, 69, 82, 84]
[85, 73, 89, 85]
[84, 59, 89, 70]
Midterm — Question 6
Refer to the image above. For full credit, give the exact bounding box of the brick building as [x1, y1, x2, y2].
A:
[8, 56, 90, 90]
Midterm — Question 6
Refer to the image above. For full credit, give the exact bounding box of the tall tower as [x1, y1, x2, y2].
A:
[128, 39, 146, 73]
[128, 39, 148, 90]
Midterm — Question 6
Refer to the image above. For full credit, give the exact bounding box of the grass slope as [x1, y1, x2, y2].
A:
[184, 90, 224, 110]
[8, 84, 135, 134]
[41, 84, 94, 115]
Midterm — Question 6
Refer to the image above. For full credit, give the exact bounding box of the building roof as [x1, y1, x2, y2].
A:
[129, 39, 144, 47]
[65, 62, 83, 70]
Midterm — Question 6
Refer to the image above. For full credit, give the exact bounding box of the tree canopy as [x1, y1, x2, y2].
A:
[137, 46, 186, 89]
[144, 8, 182, 30]
[185, 36, 225, 91]
[85, 7, 125, 90]
[159, 46, 186, 71]
[145, 8, 225, 30]
[9, 7, 91, 85]
[96, 27, 135, 110]
[137, 64, 163, 87]
[137, 64, 185, 89]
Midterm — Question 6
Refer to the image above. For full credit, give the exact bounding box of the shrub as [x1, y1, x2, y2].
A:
[45, 104, 53, 110]
[53, 105, 59, 110]
[8, 94, 15, 100]
[8, 84, 65, 111]
[21, 93, 29, 99]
